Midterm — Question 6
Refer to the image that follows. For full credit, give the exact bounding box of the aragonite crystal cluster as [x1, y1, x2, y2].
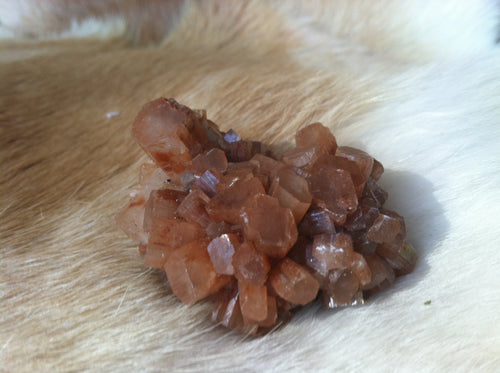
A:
[117, 98, 417, 334]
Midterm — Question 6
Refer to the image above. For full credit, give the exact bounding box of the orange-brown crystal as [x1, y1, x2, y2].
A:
[238, 281, 268, 322]
[240, 194, 298, 258]
[164, 239, 230, 305]
[233, 241, 271, 286]
[117, 98, 416, 334]
[269, 258, 320, 305]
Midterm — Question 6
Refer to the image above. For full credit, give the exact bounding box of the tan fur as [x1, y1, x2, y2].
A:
[1, 1, 499, 372]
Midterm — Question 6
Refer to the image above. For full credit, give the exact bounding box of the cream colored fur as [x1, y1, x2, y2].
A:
[1, 1, 499, 372]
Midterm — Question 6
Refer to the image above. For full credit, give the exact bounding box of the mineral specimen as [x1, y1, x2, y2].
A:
[116, 98, 417, 335]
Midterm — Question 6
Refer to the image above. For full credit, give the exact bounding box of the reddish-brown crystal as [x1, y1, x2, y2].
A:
[139, 163, 172, 196]
[344, 203, 380, 232]
[371, 159, 384, 180]
[362, 253, 396, 292]
[251, 154, 285, 178]
[132, 98, 195, 181]
[164, 238, 230, 305]
[116, 195, 148, 244]
[367, 210, 406, 245]
[269, 258, 320, 305]
[176, 188, 211, 227]
[377, 241, 417, 276]
[206, 177, 265, 225]
[144, 189, 186, 233]
[322, 269, 362, 307]
[147, 218, 206, 254]
[330, 155, 369, 197]
[211, 283, 258, 334]
[205, 221, 236, 239]
[269, 167, 312, 223]
[190, 148, 228, 174]
[233, 241, 271, 286]
[308, 233, 372, 287]
[238, 281, 268, 322]
[362, 177, 388, 207]
[228, 140, 263, 162]
[258, 295, 278, 328]
[295, 122, 337, 155]
[362, 254, 393, 290]
[240, 194, 298, 258]
[219, 168, 254, 188]
[309, 155, 358, 224]
[336, 146, 373, 184]
[143, 246, 168, 269]
[117, 98, 416, 335]
[298, 205, 336, 236]
[311, 233, 354, 272]
[282, 146, 319, 169]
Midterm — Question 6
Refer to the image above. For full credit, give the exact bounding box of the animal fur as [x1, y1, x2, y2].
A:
[1, 1, 499, 371]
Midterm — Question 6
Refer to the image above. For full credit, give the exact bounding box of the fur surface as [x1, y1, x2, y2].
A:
[1, 1, 499, 372]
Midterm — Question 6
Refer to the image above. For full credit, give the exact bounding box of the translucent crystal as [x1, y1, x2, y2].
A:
[190, 148, 228, 174]
[251, 154, 285, 177]
[257, 295, 278, 328]
[224, 129, 242, 143]
[282, 146, 319, 168]
[268, 167, 312, 224]
[207, 234, 238, 275]
[212, 284, 258, 334]
[308, 155, 358, 224]
[362, 177, 388, 207]
[311, 233, 355, 272]
[336, 146, 374, 186]
[176, 188, 211, 227]
[139, 163, 172, 196]
[322, 269, 364, 308]
[219, 168, 254, 190]
[367, 210, 406, 245]
[371, 158, 384, 180]
[233, 241, 270, 286]
[116, 196, 148, 244]
[295, 122, 337, 155]
[147, 218, 206, 254]
[238, 281, 268, 322]
[377, 241, 417, 275]
[269, 258, 320, 305]
[164, 239, 230, 305]
[240, 194, 298, 258]
[132, 98, 196, 183]
[143, 189, 186, 233]
[206, 177, 265, 225]
[190, 169, 221, 198]
[227, 140, 263, 162]
[344, 203, 380, 232]
[362, 253, 396, 292]
[205, 221, 237, 239]
[298, 205, 336, 236]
